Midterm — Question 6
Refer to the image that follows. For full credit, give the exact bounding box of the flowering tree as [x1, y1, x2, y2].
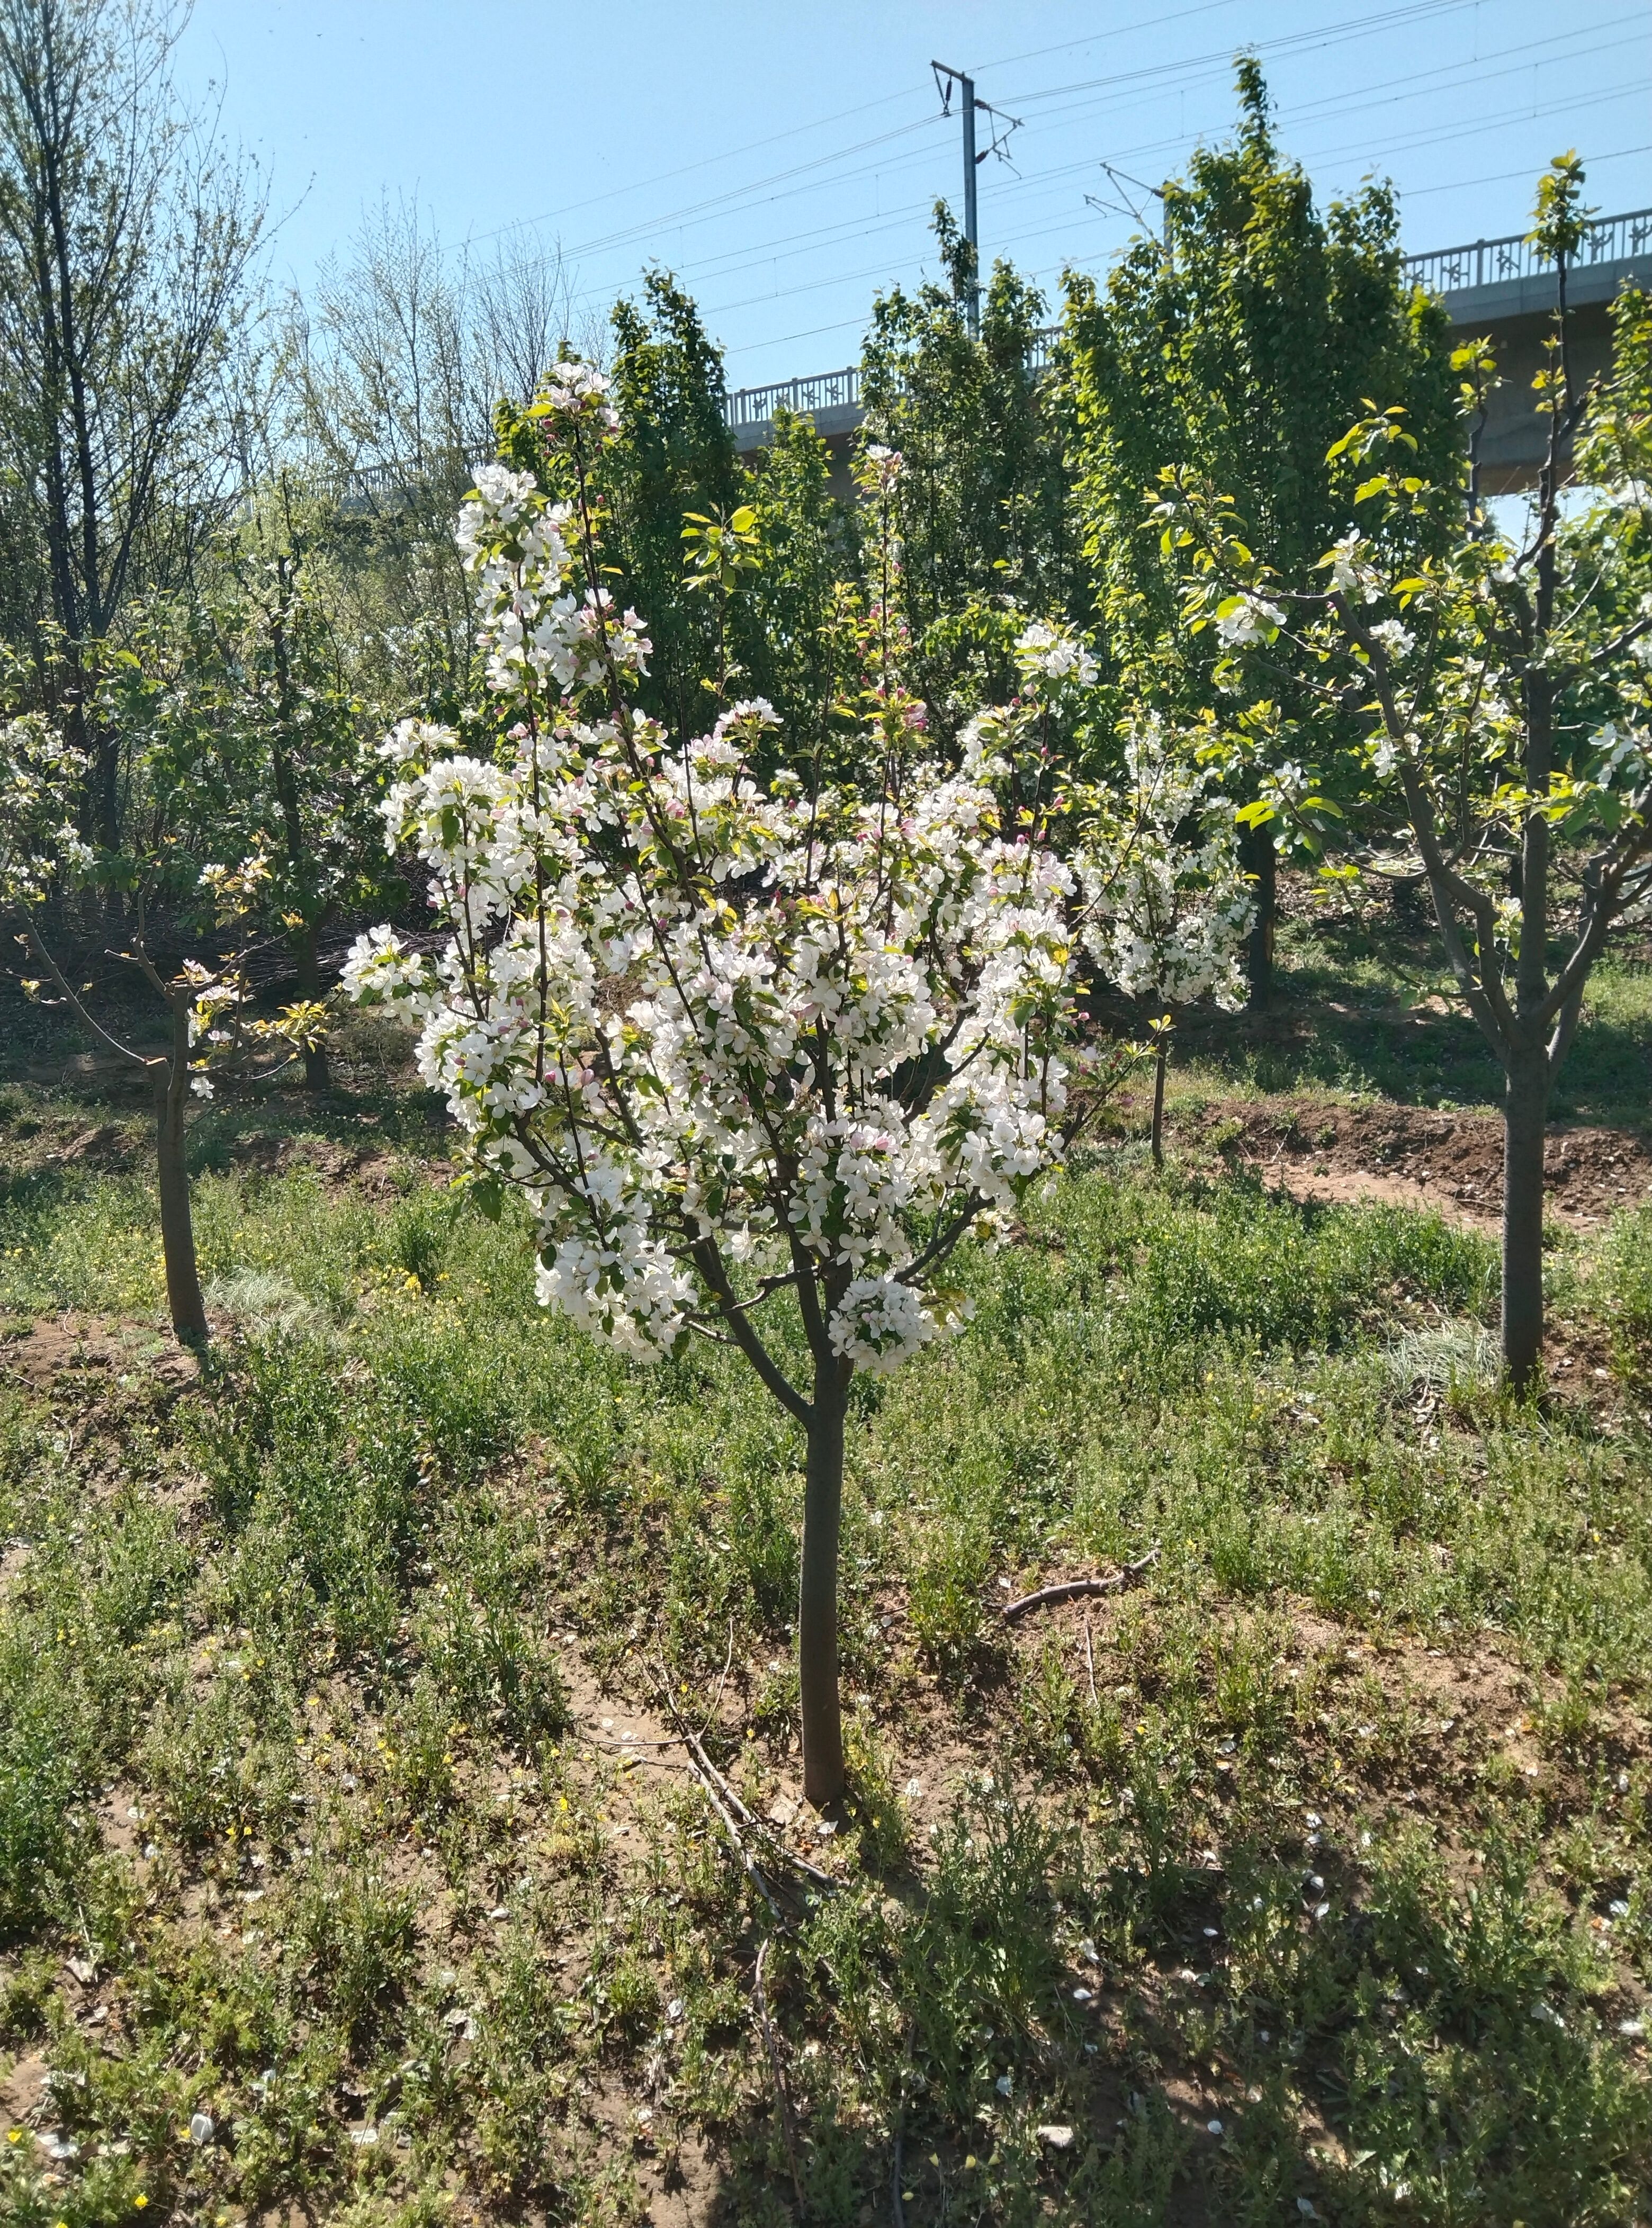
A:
[1160, 158, 1652, 1388]
[344, 375, 1119, 1806]
[1080, 722, 1254, 1161]
[959, 639, 1254, 1162]
[1065, 58, 1458, 1002]
[1, 712, 316, 1346]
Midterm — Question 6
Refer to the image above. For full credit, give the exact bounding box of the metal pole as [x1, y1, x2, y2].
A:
[960, 73, 978, 337]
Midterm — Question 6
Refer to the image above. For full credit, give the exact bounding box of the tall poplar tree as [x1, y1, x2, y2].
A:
[602, 272, 742, 738]
[0, 0, 265, 850]
[1065, 60, 1458, 996]
[860, 208, 1080, 734]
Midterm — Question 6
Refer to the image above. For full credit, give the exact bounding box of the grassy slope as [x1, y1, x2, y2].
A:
[2, 925, 1650, 2227]
[3, 1049, 1652, 2225]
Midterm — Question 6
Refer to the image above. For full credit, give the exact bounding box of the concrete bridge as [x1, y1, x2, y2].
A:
[723, 206, 1652, 493]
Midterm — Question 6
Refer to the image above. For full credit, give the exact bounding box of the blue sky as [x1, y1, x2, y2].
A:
[177, 0, 1652, 393]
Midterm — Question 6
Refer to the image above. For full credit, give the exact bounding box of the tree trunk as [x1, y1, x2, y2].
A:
[1150, 1031, 1168, 1167]
[271, 576, 330, 1094]
[1240, 822, 1276, 1007]
[1501, 1053, 1549, 1392]
[798, 1387, 847, 1809]
[297, 920, 331, 1093]
[156, 1002, 209, 1345]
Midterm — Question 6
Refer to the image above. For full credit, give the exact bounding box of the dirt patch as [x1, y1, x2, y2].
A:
[23, 1050, 157, 1101]
[0, 1312, 198, 1391]
[0, 2053, 50, 2135]
[47, 1121, 136, 1169]
[1001, 1579, 1650, 1856]
[205, 1129, 450, 1195]
[1195, 1099, 1652, 1229]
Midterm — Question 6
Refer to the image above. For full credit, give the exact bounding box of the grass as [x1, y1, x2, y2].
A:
[1165, 903, 1652, 1128]
[2, 1051, 1652, 2227]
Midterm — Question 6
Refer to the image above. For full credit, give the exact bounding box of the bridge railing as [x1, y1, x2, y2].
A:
[1402, 206, 1652, 298]
[723, 325, 1063, 434]
[722, 210, 1652, 435]
[723, 364, 863, 429]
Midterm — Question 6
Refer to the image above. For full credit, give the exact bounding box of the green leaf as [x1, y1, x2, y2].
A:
[471, 1175, 506, 1223]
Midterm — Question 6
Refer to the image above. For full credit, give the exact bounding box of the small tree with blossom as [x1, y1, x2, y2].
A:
[1080, 722, 1254, 1162]
[1159, 157, 1652, 1389]
[345, 372, 1162, 1805]
[2, 712, 320, 1346]
[959, 665, 1254, 1164]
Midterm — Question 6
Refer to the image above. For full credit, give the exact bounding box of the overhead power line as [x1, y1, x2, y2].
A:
[465, 0, 1501, 277]
[713, 101, 1650, 368]
[549, 6, 1647, 325]
[604, 40, 1651, 334]
[457, 0, 1252, 257]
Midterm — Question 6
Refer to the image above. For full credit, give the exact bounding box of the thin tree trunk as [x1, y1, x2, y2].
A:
[1501, 1053, 1549, 1392]
[1150, 1032, 1168, 1167]
[156, 1000, 208, 1345]
[799, 1386, 847, 1809]
[91, 722, 121, 858]
[270, 569, 330, 1094]
[297, 920, 331, 1093]
[1240, 822, 1276, 1007]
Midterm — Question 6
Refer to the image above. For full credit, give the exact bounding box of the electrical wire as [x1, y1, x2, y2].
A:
[1403, 141, 1652, 197]
[718, 118, 1652, 374]
[417, 0, 1652, 383]
[566, 35, 1640, 338]
[457, 0, 1313, 257]
[699, 78, 1647, 335]
[470, 0, 1506, 280]
[649, 17, 1648, 310]
[550, 9, 1647, 324]
[996, 0, 1490, 107]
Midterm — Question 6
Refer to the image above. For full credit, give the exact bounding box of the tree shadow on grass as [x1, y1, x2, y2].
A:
[685, 1782, 1649, 2228]
[1171, 973, 1651, 1133]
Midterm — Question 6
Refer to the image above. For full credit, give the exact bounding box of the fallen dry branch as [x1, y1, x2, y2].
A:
[648, 1669, 845, 1912]
[683, 1726, 843, 1895]
[754, 1938, 805, 2215]
[651, 1666, 843, 1895]
[1000, 1547, 1160, 1622]
[685, 1739, 784, 1918]
[649, 1670, 784, 1919]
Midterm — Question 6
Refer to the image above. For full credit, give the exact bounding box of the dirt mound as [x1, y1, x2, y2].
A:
[1199, 1100, 1652, 1228]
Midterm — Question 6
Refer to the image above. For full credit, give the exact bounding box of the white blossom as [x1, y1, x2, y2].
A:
[1076, 721, 1254, 1012]
[1015, 619, 1097, 690]
[1368, 618, 1414, 659]
[1326, 529, 1381, 602]
[829, 1276, 939, 1374]
[348, 370, 1084, 1376]
[1215, 596, 1284, 649]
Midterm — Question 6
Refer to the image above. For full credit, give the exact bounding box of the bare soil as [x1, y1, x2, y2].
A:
[0, 1311, 197, 1391]
[1190, 1097, 1652, 1229]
